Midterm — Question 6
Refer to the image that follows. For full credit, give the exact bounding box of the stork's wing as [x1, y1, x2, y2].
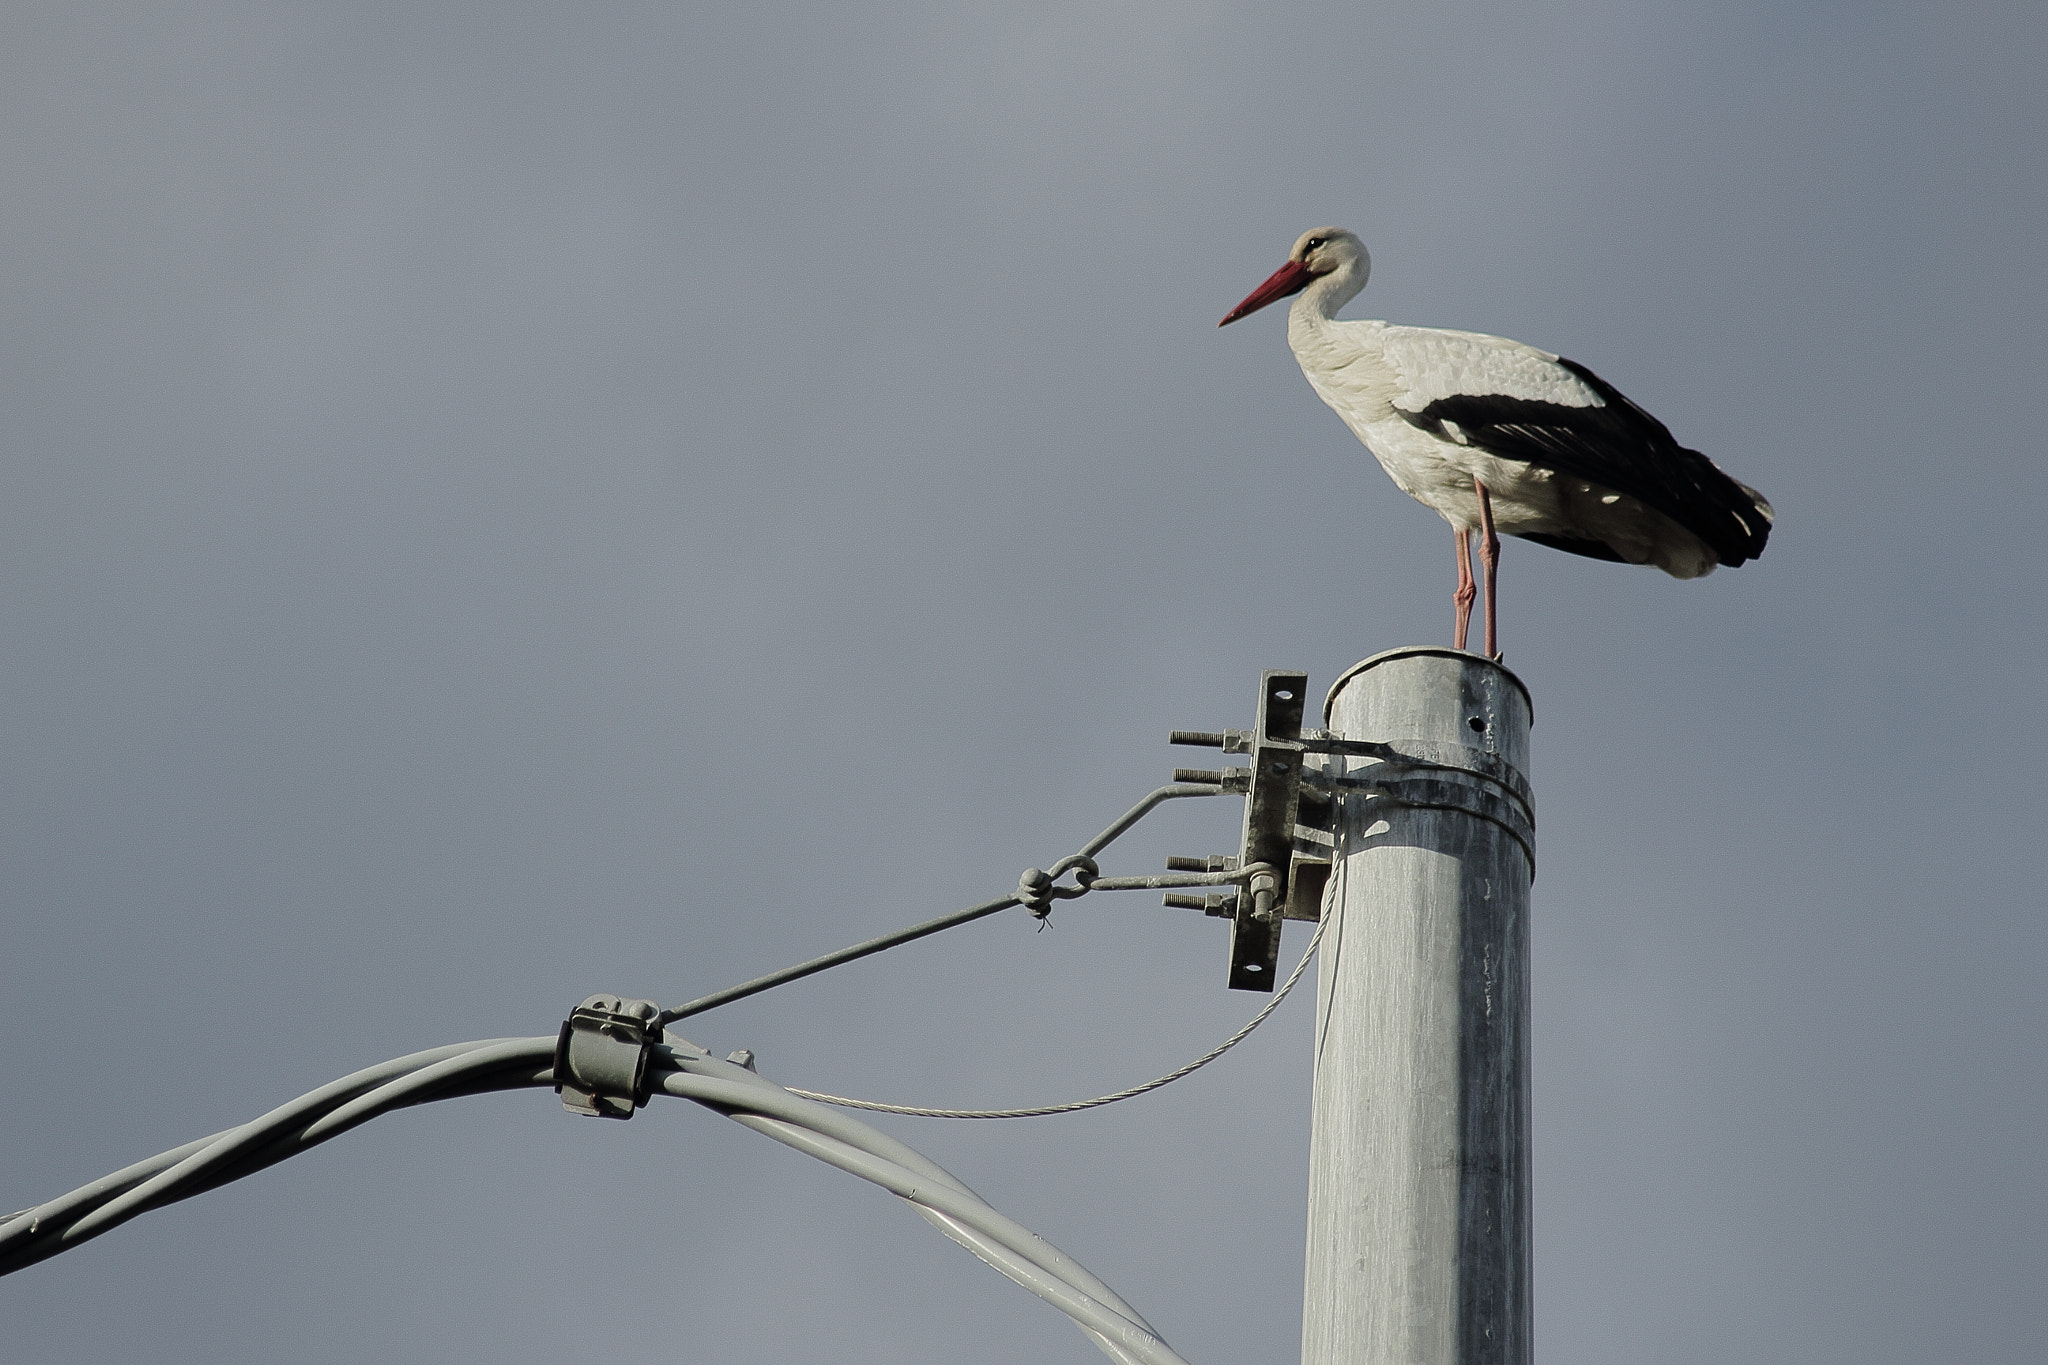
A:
[1383, 330, 1771, 568]
[1379, 325, 1603, 412]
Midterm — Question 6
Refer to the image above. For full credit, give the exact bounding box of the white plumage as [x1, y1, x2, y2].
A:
[1221, 227, 1772, 655]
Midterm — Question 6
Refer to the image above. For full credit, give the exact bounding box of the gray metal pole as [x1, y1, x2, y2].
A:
[1301, 647, 1535, 1365]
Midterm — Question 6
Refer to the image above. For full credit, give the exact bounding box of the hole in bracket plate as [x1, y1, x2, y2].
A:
[1468, 717, 1487, 733]
[1274, 689, 1294, 700]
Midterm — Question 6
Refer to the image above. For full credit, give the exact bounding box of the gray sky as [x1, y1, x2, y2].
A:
[4, 3, 2043, 1361]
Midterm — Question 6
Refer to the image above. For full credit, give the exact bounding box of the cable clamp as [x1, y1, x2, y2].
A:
[1015, 853, 1098, 920]
[554, 995, 662, 1119]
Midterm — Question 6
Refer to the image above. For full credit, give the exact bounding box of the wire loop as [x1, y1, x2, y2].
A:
[1017, 854, 1100, 919]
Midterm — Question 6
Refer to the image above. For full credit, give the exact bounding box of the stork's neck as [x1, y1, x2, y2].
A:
[1283, 251, 1393, 410]
[1290, 254, 1368, 325]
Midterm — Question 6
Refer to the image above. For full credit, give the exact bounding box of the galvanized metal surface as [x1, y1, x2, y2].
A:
[1303, 648, 1533, 1365]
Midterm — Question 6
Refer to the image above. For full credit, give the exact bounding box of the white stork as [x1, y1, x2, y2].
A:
[1220, 227, 1772, 658]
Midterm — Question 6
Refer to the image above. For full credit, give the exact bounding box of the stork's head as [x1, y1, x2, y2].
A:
[1219, 226, 1370, 326]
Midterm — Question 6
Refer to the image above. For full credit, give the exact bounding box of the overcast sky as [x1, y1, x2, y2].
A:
[4, 3, 2044, 1361]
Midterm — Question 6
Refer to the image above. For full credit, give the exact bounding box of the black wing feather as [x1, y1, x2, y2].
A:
[1398, 358, 1770, 567]
[1512, 531, 1629, 563]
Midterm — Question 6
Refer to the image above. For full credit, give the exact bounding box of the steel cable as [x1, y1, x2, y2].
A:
[784, 915, 1323, 1118]
[656, 783, 1229, 1026]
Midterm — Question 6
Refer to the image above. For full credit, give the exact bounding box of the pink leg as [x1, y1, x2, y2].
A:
[1453, 526, 1475, 651]
[1474, 476, 1501, 659]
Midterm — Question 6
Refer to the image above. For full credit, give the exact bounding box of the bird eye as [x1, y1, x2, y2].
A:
[1305, 237, 1326, 250]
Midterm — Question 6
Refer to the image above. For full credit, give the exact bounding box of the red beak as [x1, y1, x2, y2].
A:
[1219, 259, 1314, 326]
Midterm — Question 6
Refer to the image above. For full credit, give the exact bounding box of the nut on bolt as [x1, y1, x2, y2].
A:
[1248, 869, 1281, 923]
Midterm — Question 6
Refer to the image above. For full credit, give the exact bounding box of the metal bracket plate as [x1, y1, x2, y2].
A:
[1225, 671, 1308, 991]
